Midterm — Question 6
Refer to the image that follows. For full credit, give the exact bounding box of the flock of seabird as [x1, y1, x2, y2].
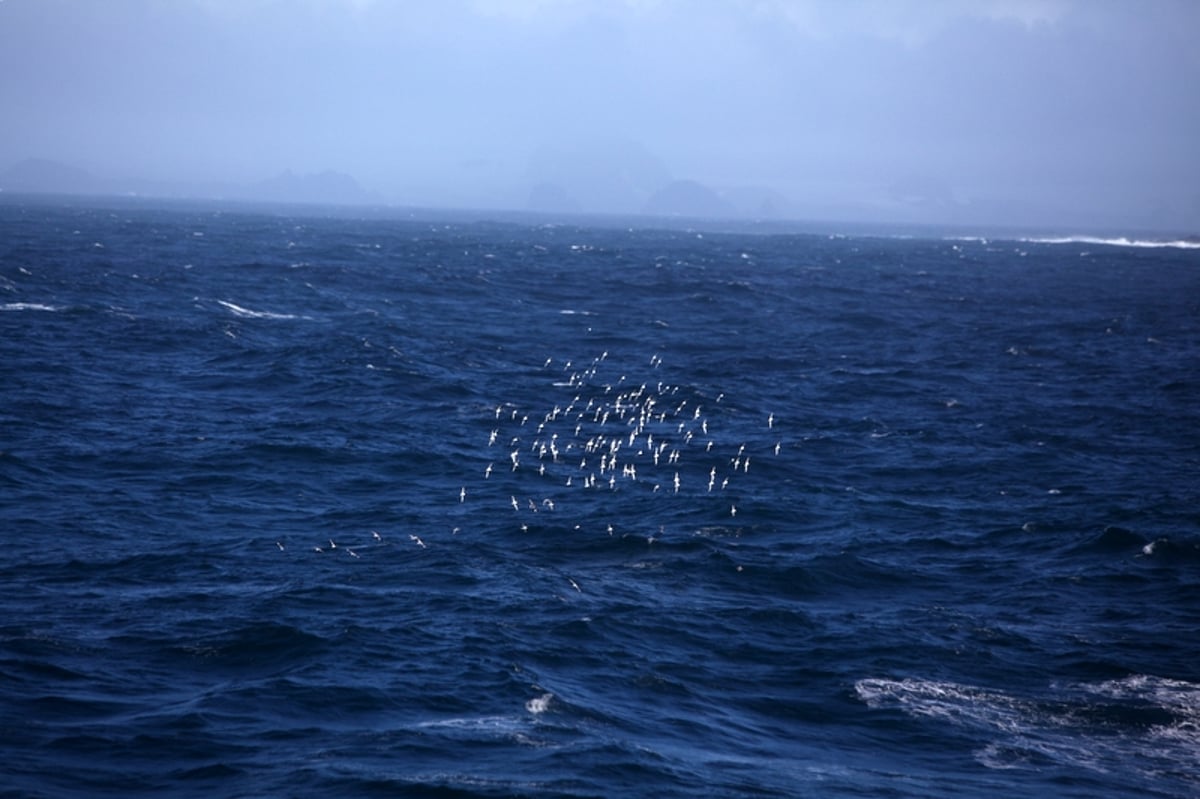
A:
[289, 350, 782, 557]
[464, 351, 781, 532]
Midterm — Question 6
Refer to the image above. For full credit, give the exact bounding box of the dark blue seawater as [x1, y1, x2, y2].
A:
[2, 197, 1198, 798]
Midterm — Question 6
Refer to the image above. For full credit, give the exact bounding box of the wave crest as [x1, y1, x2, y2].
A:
[217, 300, 301, 319]
[1020, 235, 1200, 250]
[856, 675, 1200, 783]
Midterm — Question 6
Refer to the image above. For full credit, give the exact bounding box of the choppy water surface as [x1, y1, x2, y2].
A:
[2, 198, 1198, 797]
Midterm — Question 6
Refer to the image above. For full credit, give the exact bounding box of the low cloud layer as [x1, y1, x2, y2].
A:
[2, 0, 1197, 230]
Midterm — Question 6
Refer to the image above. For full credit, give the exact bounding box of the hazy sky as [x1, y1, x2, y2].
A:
[2, 0, 1198, 230]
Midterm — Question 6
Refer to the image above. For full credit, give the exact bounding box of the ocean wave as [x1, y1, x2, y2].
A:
[1, 302, 63, 312]
[6, 203, 1199, 799]
[216, 299, 302, 319]
[856, 675, 1200, 784]
[1019, 235, 1200, 249]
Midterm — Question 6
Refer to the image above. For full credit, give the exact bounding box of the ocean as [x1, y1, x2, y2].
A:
[1, 196, 1198, 798]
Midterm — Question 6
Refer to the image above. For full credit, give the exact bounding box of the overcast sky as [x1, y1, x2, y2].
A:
[1, 0, 1197, 230]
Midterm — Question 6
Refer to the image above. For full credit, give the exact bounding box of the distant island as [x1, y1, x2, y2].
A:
[1, 158, 101, 195]
[0, 158, 377, 208]
[250, 169, 378, 206]
[643, 179, 736, 220]
[4, 155, 1193, 238]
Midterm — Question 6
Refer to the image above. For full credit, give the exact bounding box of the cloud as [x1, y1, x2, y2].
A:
[761, 0, 1071, 46]
[2, 0, 1197, 229]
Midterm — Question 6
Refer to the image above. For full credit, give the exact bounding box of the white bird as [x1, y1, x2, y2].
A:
[410, 534, 426, 548]
[484, 463, 493, 479]
[460, 486, 467, 502]
[511, 495, 519, 511]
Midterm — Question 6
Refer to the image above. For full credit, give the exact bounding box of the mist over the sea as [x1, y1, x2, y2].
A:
[1, 0, 1198, 232]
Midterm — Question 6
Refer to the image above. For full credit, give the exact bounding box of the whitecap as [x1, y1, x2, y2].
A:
[217, 300, 300, 320]
[1021, 235, 1200, 250]
[1, 302, 62, 312]
[856, 675, 1200, 785]
[525, 692, 554, 715]
[417, 715, 522, 733]
[1079, 674, 1200, 739]
[414, 712, 550, 748]
[855, 677, 1027, 728]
